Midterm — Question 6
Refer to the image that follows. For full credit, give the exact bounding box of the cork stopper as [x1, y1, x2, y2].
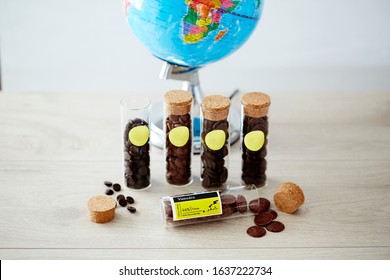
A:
[201, 95, 230, 121]
[273, 182, 305, 214]
[164, 90, 193, 115]
[241, 92, 271, 118]
[88, 195, 116, 223]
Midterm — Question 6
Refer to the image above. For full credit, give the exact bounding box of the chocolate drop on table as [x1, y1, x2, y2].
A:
[105, 189, 114, 196]
[112, 183, 121, 192]
[254, 211, 274, 226]
[246, 226, 267, 238]
[126, 196, 135, 204]
[118, 198, 128, 207]
[127, 206, 136, 213]
[266, 209, 278, 220]
[104, 181, 113, 187]
[266, 221, 285, 232]
[249, 198, 270, 213]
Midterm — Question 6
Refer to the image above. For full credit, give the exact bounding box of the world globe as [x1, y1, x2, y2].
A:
[124, 0, 264, 67]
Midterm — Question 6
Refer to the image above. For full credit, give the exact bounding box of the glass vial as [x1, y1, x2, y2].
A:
[200, 95, 230, 191]
[163, 90, 193, 186]
[241, 92, 271, 188]
[120, 96, 151, 190]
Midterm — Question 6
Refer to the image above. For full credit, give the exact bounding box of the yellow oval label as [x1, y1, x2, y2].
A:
[244, 130, 265, 152]
[205, 130, 226, 151]
[169, 126, 190, 147]
[128, 125, 149, 147]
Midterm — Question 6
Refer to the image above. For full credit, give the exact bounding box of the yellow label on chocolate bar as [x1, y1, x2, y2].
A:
[128, 125, 149, 147]
[205, 130, 226, 151]
[170, 192, 222, 221]
[169, 126, 189, 147]
[244, 130, 265, 152]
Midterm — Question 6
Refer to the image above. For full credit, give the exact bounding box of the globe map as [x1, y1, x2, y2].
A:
[124, 0, 263, 67]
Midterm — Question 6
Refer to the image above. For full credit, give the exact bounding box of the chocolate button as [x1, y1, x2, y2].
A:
[112, 183, 121, 192]
[249, 198, 270, 213]
[254, 211, 274, 226]
[221, 194, 236, 205]
[104, 181, 112, 187]
[236, 195, 248, 214]
[105, 189, 114, 196]
[267, 209, 278, 220]
[266, 221, 285, 232]
[246, 226, 267, 238]
[118, 198, 127, 207]
[126, 196, 135, 204]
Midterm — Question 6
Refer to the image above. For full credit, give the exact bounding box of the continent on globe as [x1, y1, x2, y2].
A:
[183, 0, 241, 44]
[124, 0, 263, 67]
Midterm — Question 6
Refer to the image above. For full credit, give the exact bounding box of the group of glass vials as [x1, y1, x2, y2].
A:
[121, 90, 270, 227]
[120, 90, 271, 192]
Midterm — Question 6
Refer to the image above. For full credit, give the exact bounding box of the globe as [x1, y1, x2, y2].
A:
[124, 0, 264, 67]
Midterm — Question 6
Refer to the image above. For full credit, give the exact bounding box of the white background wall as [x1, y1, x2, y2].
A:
[1, 0, 389, 95]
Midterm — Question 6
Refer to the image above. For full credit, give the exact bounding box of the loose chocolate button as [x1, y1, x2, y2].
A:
[112, 183, 121, 192]
[105, 189, 114, 196]
[116, 194, 125, 201]
[104, 181, 112, 187]
[259, 198, 270, 212]
[266, 221, 285, 232]
[267, 209, 278, 220]
[127, 206, 137, 213]
[246, 226, 267, 238]
[118, 198, 128, 207]
[126, 196, 135, 204]
[254, 211, 274, 226]
[249, 198, 270, 213]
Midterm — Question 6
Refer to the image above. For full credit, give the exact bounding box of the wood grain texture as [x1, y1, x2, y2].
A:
[0, 91, 389, 260]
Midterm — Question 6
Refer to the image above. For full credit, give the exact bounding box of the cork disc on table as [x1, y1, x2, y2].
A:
[88, 195, 116, 223]
[201, 95, 230, 121]
[164, 90, 192, 115]
[241, 92, 271, 118]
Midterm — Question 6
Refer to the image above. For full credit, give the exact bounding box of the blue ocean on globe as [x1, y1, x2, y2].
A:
[124, 0, 263, 67]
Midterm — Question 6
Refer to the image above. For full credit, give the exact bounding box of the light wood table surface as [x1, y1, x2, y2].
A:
[0, 91, 389, 260]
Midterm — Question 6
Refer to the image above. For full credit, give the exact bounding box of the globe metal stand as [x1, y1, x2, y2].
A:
[150, 61, 240, 153]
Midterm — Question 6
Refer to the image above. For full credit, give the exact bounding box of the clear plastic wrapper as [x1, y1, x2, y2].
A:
[161, 185, 259, 227]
